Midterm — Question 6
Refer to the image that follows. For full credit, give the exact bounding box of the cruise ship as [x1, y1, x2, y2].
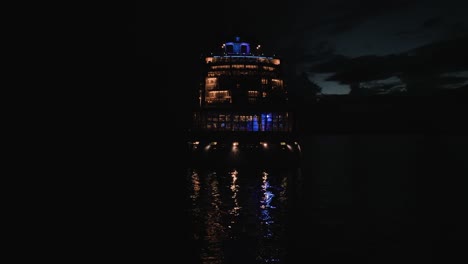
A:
[187, 37, 301, 167]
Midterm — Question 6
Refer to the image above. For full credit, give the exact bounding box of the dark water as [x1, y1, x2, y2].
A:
[184, 135, 468, 264]
[187, 168, 299, 264]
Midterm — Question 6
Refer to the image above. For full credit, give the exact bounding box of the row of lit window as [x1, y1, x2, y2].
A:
[203, 123, 290, 132]
[248, 91, 258, 96]
[206, 94, 229, 103]
[205, 116, 287, 125]
[207, 71, 278, 77]
[209, 65, 276, 71]
[206, 85, 281, 92]
[205, 117, 286, 123]
[201, 113, 285, 118]
[206, 77, 280, 86]
[191, 141, 296, 146]
[205, 91, 267, 102]
[204, 100, 268, 105]
[211, 65, 230, 69]
[206, 57, 280, 65]
[206, 89, 264, 95]
[211, 64, 260, 70]
[205, 98, 231, 104]
[206, 77, 217, 84]
[201, 114, 288, 122]
[205, 87, 280, 95]
[271, 79, 283, 85]
[207, 90, 230, 95]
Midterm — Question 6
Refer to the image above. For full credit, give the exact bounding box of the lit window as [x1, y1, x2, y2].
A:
[272, 59, 280, 65]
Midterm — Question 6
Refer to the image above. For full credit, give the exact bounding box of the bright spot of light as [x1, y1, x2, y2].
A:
[231, 142, 239, 153]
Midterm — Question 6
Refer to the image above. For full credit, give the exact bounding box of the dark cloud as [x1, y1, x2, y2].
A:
[316, 55, 405, 90]
[397, 17, 444, 39]
[294, 0, 468, 60]
[298, 41, 337, 64]
[329, 0, 416, 33]
[445, 21, 468, 39]
[309, 35, 468, 94]
[422, 16, 444, 29]
[297, 0, 415, 33]
[397, 16, 467, 42]
[439, 75, 468, 86]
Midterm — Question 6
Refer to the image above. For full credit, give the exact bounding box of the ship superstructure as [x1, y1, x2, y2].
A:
[188, 37, 300, 166]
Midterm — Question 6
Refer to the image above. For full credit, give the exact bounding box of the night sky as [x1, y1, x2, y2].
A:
[136, 0, 468, 95]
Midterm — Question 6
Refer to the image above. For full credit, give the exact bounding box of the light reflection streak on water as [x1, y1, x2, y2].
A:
[261, 171, 275, 233]
[189, 170, 201, 241]
[257, 170, 285, 263]
[191, 170, 200, 204]
[202, 172, 225, 264]
[229, 169, 241, 222]
[280, 176, 287, 204]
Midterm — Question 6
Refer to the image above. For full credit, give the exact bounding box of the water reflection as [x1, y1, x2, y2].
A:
[229, 170, 241, 227]
[203, 172, 226, 264]
[260, 171, 274, 240]
[188, 168, 295, 264]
